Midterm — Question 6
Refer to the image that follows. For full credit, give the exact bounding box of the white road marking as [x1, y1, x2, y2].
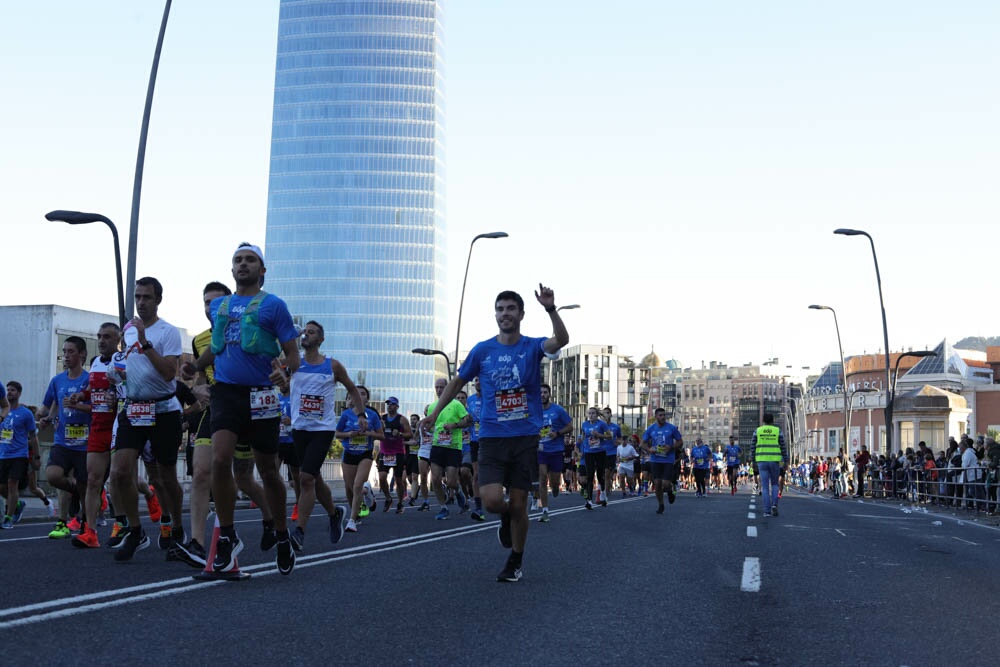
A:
[749, 504, 756, 511]
[835, 529, 847, 537]
[747, 526, 757, 538]
[748, 512, 755, 520]
[741, 557, 761, 592]
[952, 536, 979, 546]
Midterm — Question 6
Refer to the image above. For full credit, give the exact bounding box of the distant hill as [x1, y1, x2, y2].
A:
[955, 336, 1000, 351]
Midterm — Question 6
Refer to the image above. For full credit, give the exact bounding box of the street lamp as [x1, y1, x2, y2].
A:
[45, 210, 126, 327]
[557, 304, 580, 312]
[846, 387, 877, 456]
[834, 228, 891, 454]
[411, 348, 454, 381]
[809, 304, 849, 458]
[888, 351, 938, 442]
[453, 231, 508, 373]
[125, 0, 173, 321]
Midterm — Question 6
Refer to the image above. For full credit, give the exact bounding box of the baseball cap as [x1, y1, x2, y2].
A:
[386, 396, 399, 405]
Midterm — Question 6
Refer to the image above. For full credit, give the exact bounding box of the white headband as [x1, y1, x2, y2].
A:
[234, 244, 264, 265]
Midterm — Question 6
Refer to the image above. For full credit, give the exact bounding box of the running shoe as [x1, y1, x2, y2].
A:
[470, 510, 486, 522]
[213, 534, 244, 572]
[114, 529, 150, 562]
[656, 504, 665, 515]
[66, 516, 82, 533]
[667, 487, 676, 504]
[45, 500, 57, 518]
[497, 511, 512, 549]
[600, 497, 607, 508]
[771, 507, 779, 517]
[165, 527, 186, 561]
[496, 561, 522, 583]
[0, 516, 12, 530]
[172, 539, 207, 569]
[538, 510, 550, 523]
[359, 503, 370, 518]
[456, 489, 467, 512]
[585, 501, 593, 510]
[276, 537, 295, 575]
[383, 496, 392, 512]
[72, 526, 100, 548]
[146, 490, 162, 523]
[290, 526, 305, 554]
[108, 522, 128, 549]
[260, 524, 277, 552]
[435, 507, 450, 520]
[401, 494, 411, 505]
[408, 497, 416, 507]
[12, 500, 26, 524]
[395, 502, 404, 515]
[362, 482, 376, 512]
[345, 519, 358, 533]
[418, 501, 430, 512]
[48, 521, 71, 539]
[290, 504, 299, 522]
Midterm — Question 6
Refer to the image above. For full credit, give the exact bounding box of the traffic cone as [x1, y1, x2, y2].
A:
[193, 515, 250, 582]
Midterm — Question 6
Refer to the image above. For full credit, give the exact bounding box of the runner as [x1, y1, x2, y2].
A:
[36, 336, 90, 539]
[691, 437, 711, 497]
[427, 377, 470, 520]
[278, 320, 363, 550]
[616, 435, 639, 498]
[176, 280, 273, 568]
[334, 386, 382, 532]
[537, 383, 572, 522]
[562, 434, 578, 494]
[405, 413, 422, 507]
[711, 444, 725, 492]
[110, 277, 185, 562]
[422, 285, 569, 582]
[414, 408, 434, 511]
[640, 407, 683, 514]
[455, 390, 475, 513]
[465, 377, 486, 521]
[185, 243, 303, 575]
[602, 408, 622, 499]
[68, 323, 121, 548]
[1, 381, 39, 528]
[377, 396, 411, 514]
[277, 389, 301, 522]
[725, 436, 742, 495]
[580, 407, 611, 510]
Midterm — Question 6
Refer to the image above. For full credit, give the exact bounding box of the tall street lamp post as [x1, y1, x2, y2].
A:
[411, 348, 454, 381]
[809, 304, 849, 457]
[453, 232, 508, 372]
[886, 350, 938, 452]
[45, 210, 126, 327]
[834, 228, 891, 453]
[847, 387, 877, 455]
[125, 0, 172, 320]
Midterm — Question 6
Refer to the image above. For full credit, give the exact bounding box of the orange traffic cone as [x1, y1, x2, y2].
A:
[193, 515, 250, 582]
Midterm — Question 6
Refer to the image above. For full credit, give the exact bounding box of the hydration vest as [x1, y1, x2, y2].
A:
[210, 291, 280, 358]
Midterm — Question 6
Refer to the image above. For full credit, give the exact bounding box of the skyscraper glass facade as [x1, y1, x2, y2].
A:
[265, 0, 447, 411]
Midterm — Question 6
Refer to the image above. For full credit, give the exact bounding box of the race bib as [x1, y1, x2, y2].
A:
[589, 437, 600, 447]
[539, 426, 553, 441]
[462, 431, 471, 445]
[383, 454, 396, 467]
[656, 445, 668, 455]
[0, 429, 12, 443]
[250, 387, 280, 421]
[279, 422, 291, 438]
[495, 387, 528, 422]
[91, 390, 114, 414]
[126, 402, 155, 427]
[349, 435, 368, 447]
[66, 424, 90, 442]
[298, 393, 324, 419]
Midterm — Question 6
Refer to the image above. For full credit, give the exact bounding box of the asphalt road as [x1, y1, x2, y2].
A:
[2, 486, 997, 666]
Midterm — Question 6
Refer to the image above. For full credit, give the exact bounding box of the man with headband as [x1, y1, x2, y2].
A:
[184, 243, 303, 575]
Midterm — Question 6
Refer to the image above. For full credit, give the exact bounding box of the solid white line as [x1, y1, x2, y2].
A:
[951, 536, 979, 546]
[747, 526, 757, 538]
[747, 512, 755, 520]
[740, 557, 760, 592]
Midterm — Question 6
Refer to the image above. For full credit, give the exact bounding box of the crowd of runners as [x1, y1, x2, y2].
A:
[1, 242, 780, 581]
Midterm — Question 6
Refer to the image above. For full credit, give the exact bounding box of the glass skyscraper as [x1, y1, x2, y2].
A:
[265, 0, 447, 411]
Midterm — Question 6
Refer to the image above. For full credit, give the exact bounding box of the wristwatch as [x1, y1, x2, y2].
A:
[141, 341, 154, 351]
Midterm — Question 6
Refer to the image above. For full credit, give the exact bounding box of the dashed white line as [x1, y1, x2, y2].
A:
[748, 512, 755, 520]
[747, 526, 757, 538]
[741, 557, 761, 592]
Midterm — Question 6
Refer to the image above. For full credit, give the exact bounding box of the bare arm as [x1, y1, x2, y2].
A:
[535, 284, 570, 354]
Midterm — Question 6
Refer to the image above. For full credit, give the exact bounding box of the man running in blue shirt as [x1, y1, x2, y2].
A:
[580, 407, 611, 509]
[641, 408, 683, 514]
[423, 285, 569, 582]
[725, 436, 742, 495]
[537, 383, 572, 523]
[602, 408, 622, 501]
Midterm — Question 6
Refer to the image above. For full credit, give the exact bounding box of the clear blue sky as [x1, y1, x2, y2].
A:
[2, 1, 997, 374]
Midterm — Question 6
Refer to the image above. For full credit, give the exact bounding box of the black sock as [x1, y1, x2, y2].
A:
[160, 514, 172, 525]
[263, 519, 275, 531]
[115, 515, 127, 527]
[276, 529, 289, 540]
[41, 497, 50, 506]
[508, 550, 523, 568]
[221, 525, 236, 539]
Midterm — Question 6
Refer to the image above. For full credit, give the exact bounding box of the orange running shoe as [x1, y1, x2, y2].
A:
[66, 516, 82, 533]
[290, 504, 299, 521]
[72, 526, 101, 548]
[146, 490, 162, 523]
